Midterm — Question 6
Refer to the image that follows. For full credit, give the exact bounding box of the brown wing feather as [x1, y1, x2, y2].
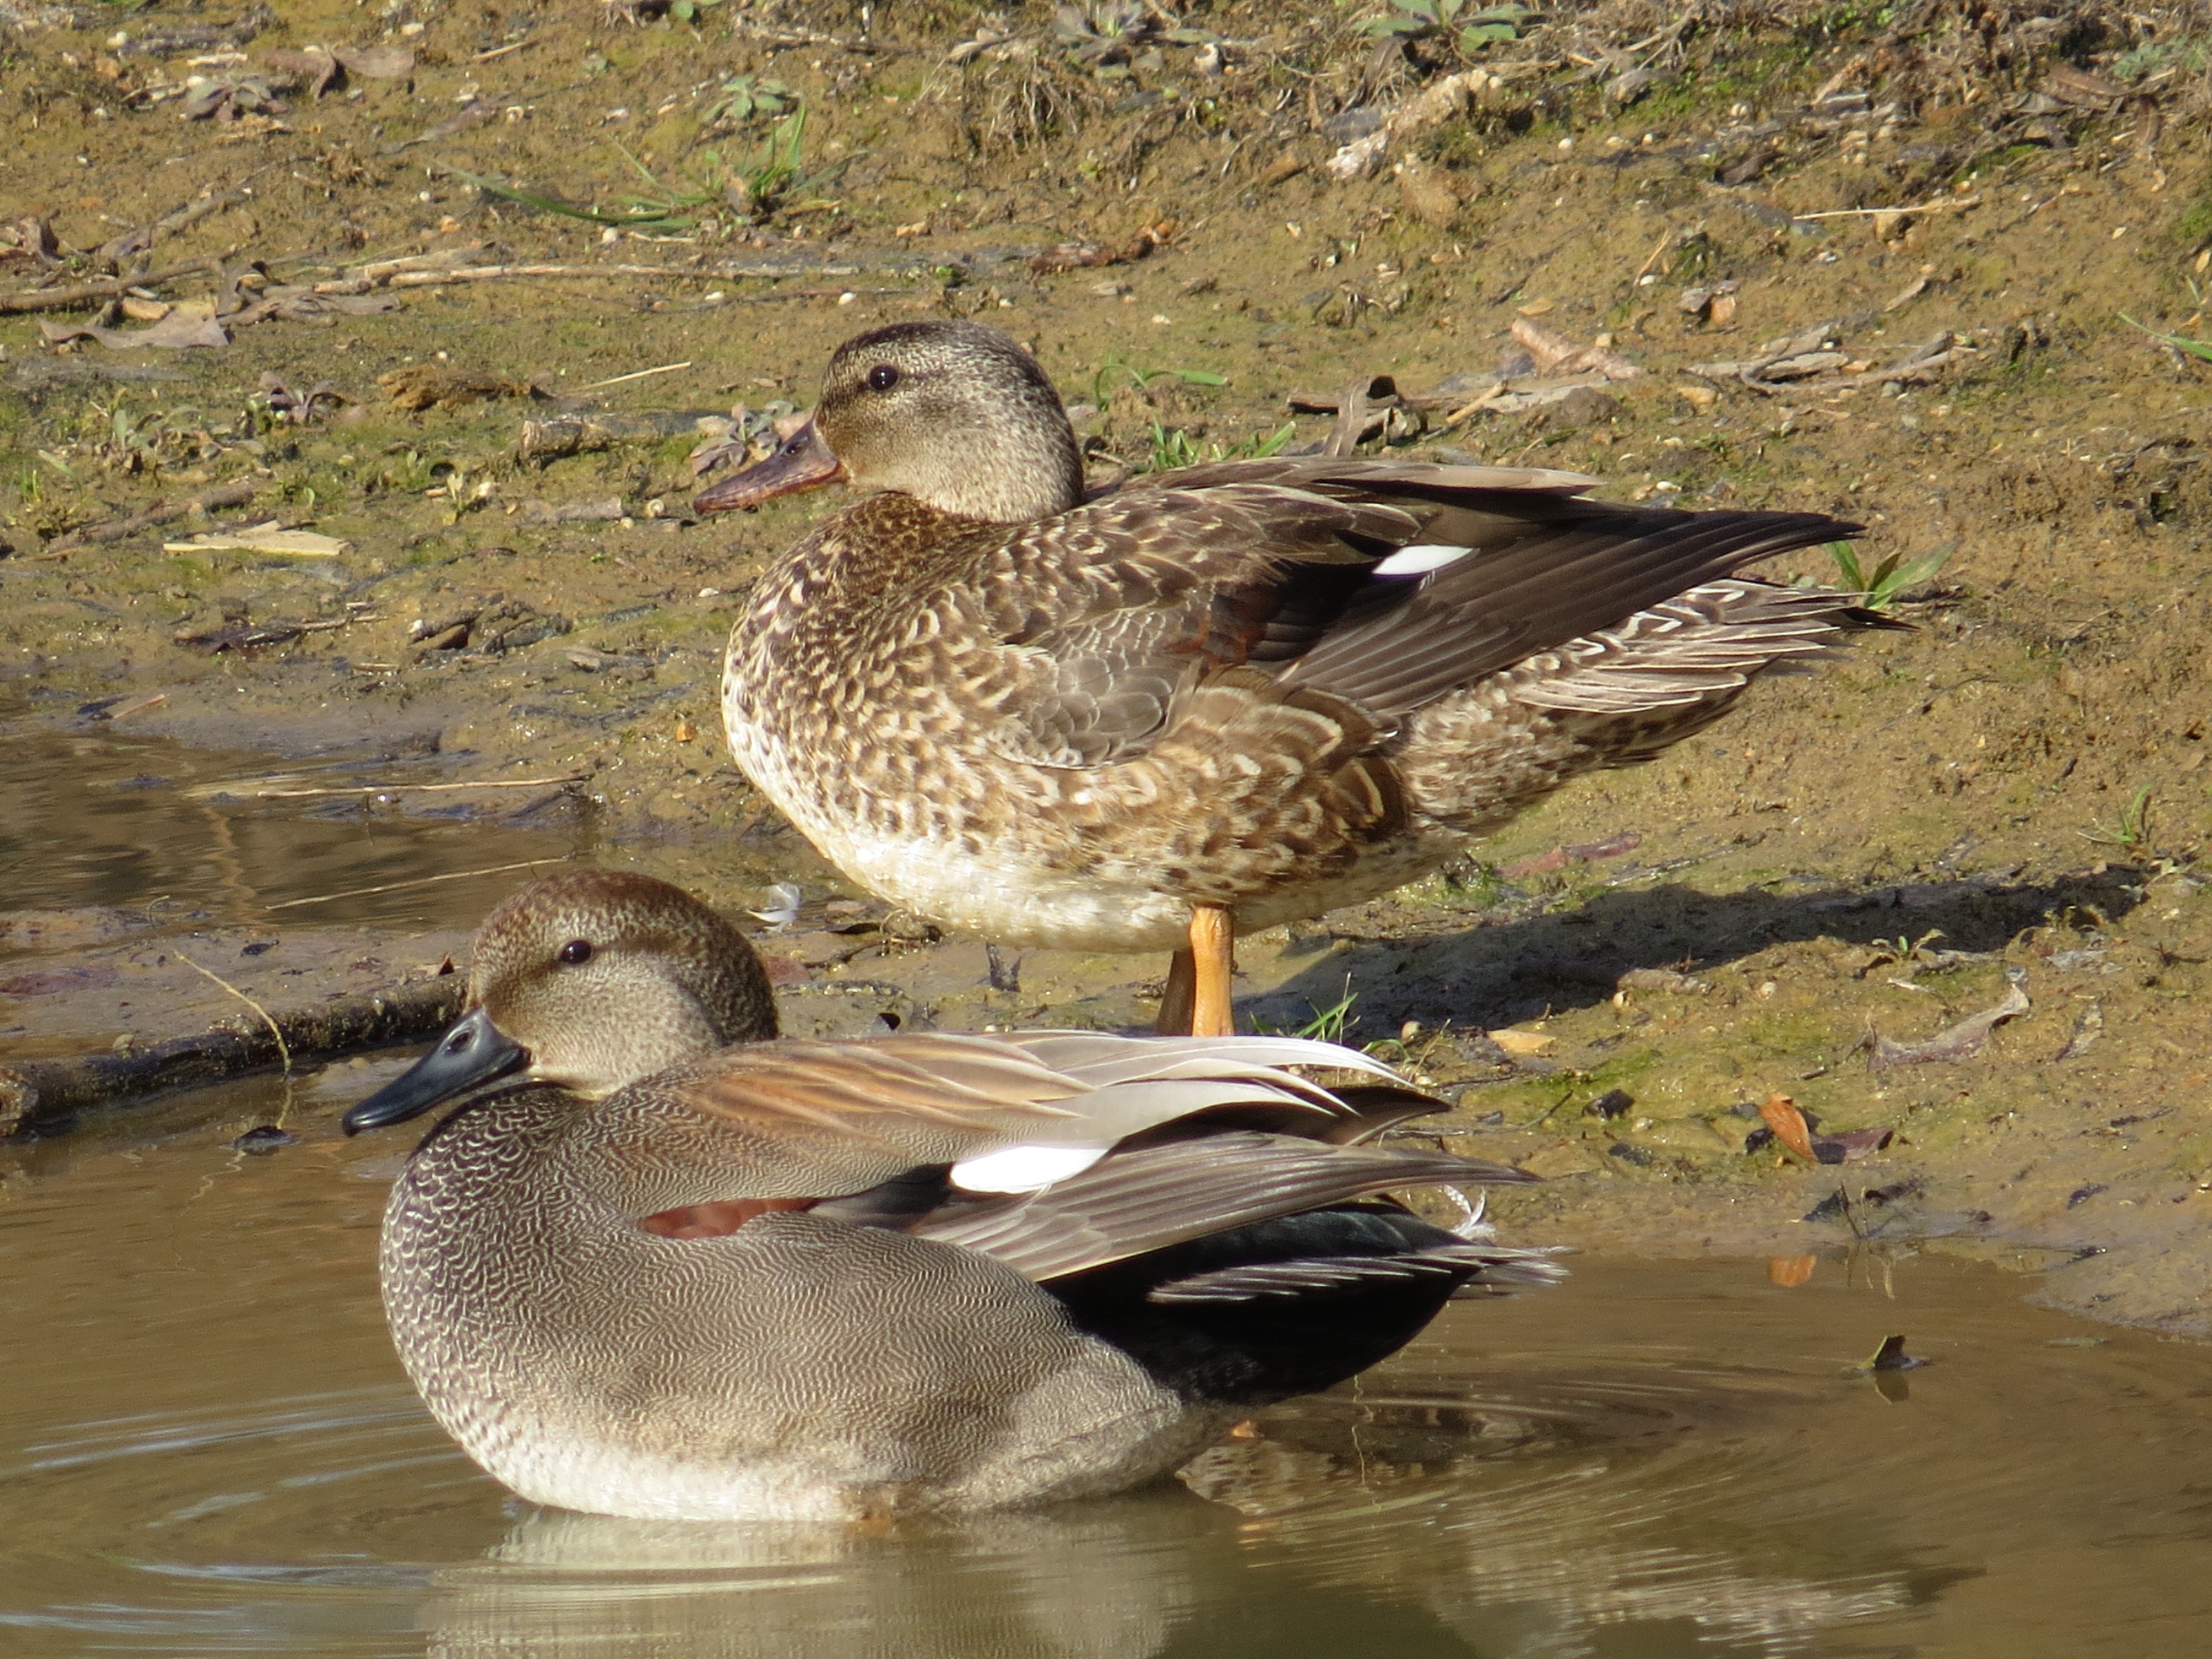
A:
[942, 460, 1857, 769]
[672, 1034, 1086, 1138]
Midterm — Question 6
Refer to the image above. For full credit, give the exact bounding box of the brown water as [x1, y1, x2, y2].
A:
[5, 730, 2211, 1658]
[0, 726, 587, 938]
[2, 1066, 2209, 1658]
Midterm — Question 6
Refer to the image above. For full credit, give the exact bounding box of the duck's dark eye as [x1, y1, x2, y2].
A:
[557, 939, 593, 965]
[865, 364, 900, 393]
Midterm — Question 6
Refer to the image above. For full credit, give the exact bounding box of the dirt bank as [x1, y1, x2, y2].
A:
[3, 0, 2210, 1331]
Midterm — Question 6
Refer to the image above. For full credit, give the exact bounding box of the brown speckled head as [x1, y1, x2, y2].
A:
[467, 869, 778, 1097]
[813, 321, 1085, 523]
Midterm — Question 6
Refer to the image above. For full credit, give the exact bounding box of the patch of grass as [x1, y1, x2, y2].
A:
[1361, 0, 1531, 54]
[1294, 979, 1360, 1044]
[453, 106, 841, 232]
[2083, 783, 2155, 852]
[1827, 539, 1954, 609]
[1141, 418, 1296, 473]
[2114, 34, 2210, 85]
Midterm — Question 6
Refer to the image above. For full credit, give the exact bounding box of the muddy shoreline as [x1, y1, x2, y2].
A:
[4, 0, 2210, 1334]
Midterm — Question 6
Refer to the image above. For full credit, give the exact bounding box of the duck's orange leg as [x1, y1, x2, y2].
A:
[1187, 902, 1236, 1037]
[1155, 905, 1236, 1035]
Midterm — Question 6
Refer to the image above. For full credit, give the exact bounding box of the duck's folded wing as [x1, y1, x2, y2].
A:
[1275, 492, 1862, 720]
[910, 1131, 1531, 1283]
[643, 1032, 1411, 1202]
[954, 464, 1860, 769]
[962, 483, 1428, 768]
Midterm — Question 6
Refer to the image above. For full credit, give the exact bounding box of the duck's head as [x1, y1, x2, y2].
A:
[343, 869, 778, 1134]
[694, 321, 1084, 524]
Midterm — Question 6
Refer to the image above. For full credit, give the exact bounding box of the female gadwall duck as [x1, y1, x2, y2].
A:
[344, 868, 1557, 1521]
[698, 321, 1872, 1035]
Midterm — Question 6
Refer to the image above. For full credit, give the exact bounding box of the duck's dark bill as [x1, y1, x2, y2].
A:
[343, 1007, 528, 1135]
[693, 418, 844, 513]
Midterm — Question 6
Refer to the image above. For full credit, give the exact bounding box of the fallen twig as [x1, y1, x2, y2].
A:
[0, 977, 462, 1136]
[41, 479, 257, 557]
[253, 775, 585, 800]
[0, 257, 222, 316]
[264, 857, 570, 911]
[519, 409, 721, 463]
[577, 360, 692, 391]
[1793, 195, 1982, 221]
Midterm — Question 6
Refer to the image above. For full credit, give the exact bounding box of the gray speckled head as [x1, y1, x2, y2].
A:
[467, 869, 778, 1097]
[815, 321, 1085, 523]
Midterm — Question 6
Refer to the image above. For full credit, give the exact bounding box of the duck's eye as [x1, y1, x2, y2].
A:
[865, 364, 900, 393]
[557, 939, 593, 966]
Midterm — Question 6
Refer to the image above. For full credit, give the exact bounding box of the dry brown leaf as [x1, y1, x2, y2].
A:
[1486, 1027, 1555, 1058]
[1757, 1092, 1816, 1160]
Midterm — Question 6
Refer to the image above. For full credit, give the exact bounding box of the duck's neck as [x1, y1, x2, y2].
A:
[856, 426, 1084, 524]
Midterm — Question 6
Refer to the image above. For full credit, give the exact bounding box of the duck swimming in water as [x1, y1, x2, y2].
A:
[344, 868, 1558, 1521]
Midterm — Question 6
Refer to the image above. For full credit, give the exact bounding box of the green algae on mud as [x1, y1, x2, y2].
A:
[3, 0, 2211, 1332]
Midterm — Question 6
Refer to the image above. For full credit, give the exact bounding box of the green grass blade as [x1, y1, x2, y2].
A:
[2121, 313, 2212, 363]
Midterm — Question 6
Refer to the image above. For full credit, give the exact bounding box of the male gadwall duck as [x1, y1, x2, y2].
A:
[698, 321, 1874, 1036]
[344, 868, 1558, 1521]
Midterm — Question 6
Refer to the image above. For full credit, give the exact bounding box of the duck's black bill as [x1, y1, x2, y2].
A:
[343, 1007, 528, 1135]
[693, 418, 844, 513]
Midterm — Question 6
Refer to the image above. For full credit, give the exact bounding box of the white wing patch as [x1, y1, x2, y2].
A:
[951, 1143, 1110, 1194]
[1371, 544, 1473, 578]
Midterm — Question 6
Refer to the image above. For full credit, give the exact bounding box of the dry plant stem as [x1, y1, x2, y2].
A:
[177, 951, 294, 1125]
[43, 479, 258, 556]
[0, 979, 464, 1136]
[1793, 196, 1981, 221]
[1188, 903, 1237, 1038]
[1155, 947, 1197, 1036]
[253, 774, 583, 800]
[263, 855, 569, 911]
[0, 257, 221, 315]
[577, 361, 691, 390]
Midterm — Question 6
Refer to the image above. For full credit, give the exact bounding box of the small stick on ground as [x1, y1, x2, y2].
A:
[253, 775, 585, 799]
[577, 361, 692, 391]
[263, 856, 570, 911]
[0, 257, 223, 316]
[1792, 196, 1982, 221]
[42, 479, 257, 557]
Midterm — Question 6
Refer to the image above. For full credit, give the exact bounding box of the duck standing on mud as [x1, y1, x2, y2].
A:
[699, 321, 1870, 1035]
[342, 869, 1558, 1521]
